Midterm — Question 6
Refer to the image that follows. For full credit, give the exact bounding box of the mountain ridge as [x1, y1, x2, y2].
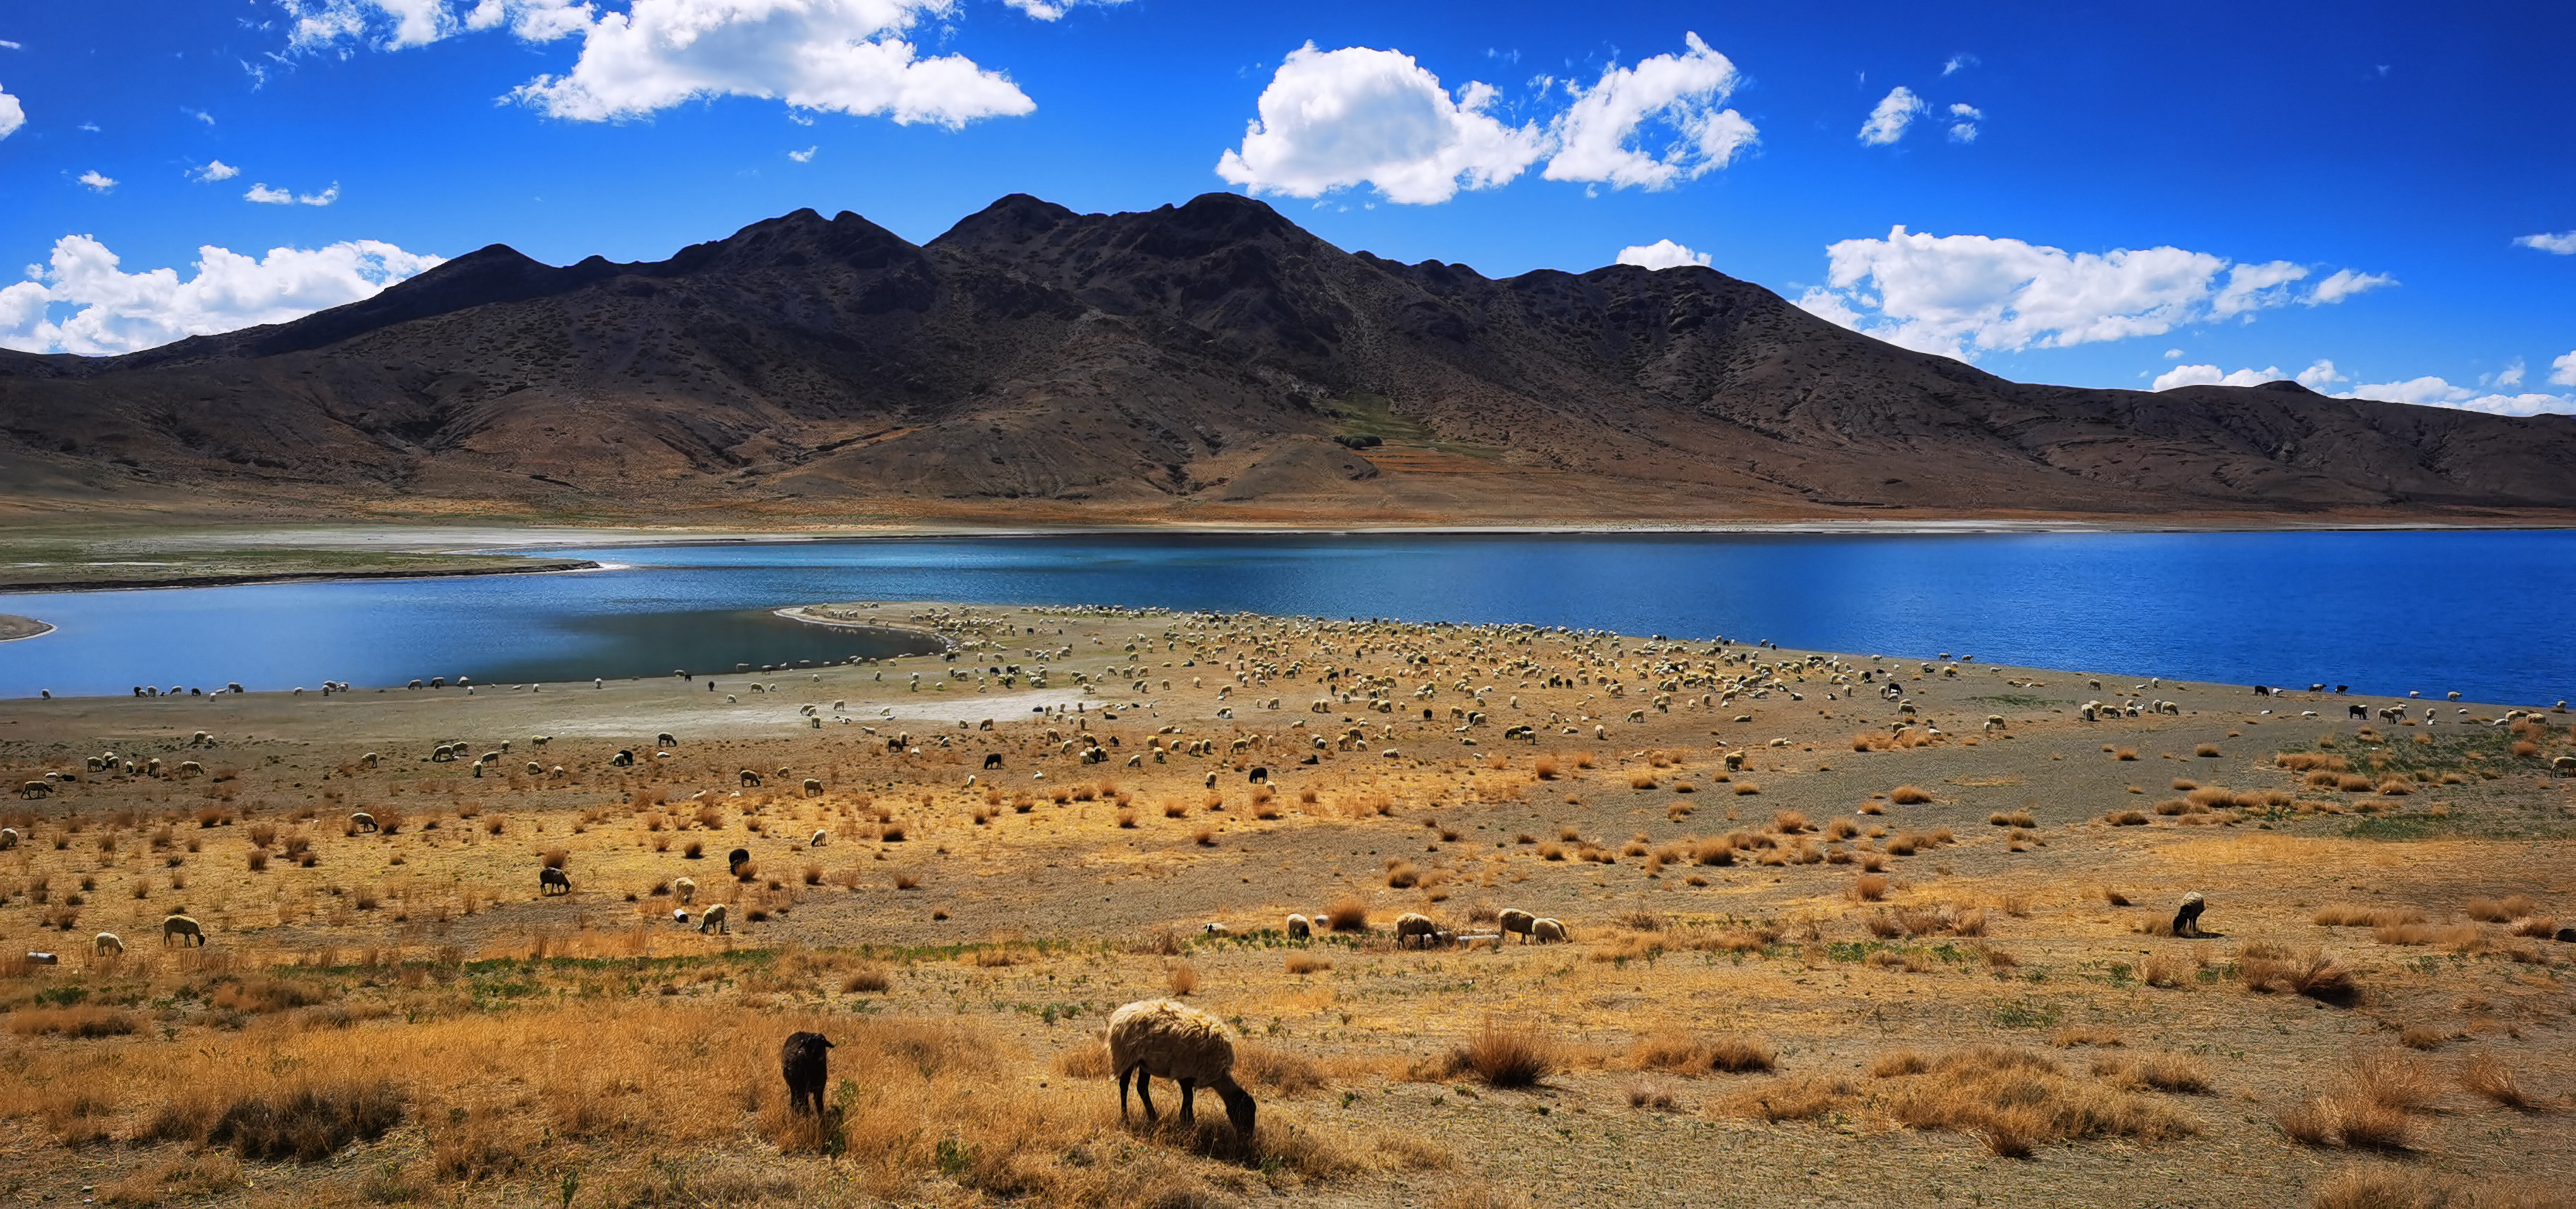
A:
[4, 191, 2572, 523]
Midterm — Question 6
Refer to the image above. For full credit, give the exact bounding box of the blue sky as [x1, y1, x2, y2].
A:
[1, 0, 2570, 410]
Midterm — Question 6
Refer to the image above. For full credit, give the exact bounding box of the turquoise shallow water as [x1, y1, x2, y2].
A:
[1, 530, 2570, 704]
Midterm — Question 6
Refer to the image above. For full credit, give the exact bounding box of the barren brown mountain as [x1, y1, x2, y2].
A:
[6, 191, 2574, 524]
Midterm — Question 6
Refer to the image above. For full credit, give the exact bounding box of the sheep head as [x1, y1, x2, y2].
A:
[1213, 1077, 1257, 1138]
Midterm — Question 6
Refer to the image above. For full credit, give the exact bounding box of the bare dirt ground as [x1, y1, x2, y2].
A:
[2, 602, 2572, 1208]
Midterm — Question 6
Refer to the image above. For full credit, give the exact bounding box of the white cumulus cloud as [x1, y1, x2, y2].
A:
[2153, 363, 2282, 391]
[194, 160, 242, 182]
[2303, 268, 2395, 305]
[1218, 33, 1754, 205]
[1793, 225, 2393, 359]
[1541, 32, 1757, 191]
[787, 145, 816, 162]
[1941, 53, 1978, 76]
[1617, 239, 1710, 270]
[2332, 374, 2575, 417]
[0, 84, 22, 141]
[1859, 85, 1924, 145]
[2513, 230, 2576, 254]
[2554, 350, 2576, 388]
[2296, 359, 2347, 388]
[2493, 359, 2524, 388]
[1215, 43, 1545, 205]
[1945, 102, 1979, 143]
[246, 181, 340, 206]
[78, 170, 117, 191]
[0, 234, 443, 357]
[278, 0, 1041, 128]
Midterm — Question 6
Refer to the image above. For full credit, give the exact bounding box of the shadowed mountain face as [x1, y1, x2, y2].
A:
[5, 191, 2573, 523]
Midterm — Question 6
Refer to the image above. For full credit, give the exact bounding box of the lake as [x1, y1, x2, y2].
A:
[2, 530, 2572, 705]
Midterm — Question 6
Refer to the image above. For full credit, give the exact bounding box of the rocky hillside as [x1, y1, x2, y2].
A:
[5, 192, 2572, 523]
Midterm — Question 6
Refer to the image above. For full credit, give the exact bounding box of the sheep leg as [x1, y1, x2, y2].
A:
[1117, 1064, 1135, 1121]
[1133, 1066, 1159, 1122]
[1179, 1078, 1198, 1126]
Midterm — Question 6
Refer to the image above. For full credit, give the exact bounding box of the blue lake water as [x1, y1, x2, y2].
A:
[2, 530, 2572, 705]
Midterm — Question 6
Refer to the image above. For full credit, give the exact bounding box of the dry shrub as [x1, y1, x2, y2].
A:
[2141, 953, 2190, 989]
[1323, 895, 1369, 932]
[1385, 861, 1420, 889]
[2238, 944, 2359, 1006]
[100, 1154, 246, 1205]
[1452, 1018, 1557, 1088]
[2195, 744, 2222, 758]
[1889, 785, 1933, 804]
[213, 977, 333, 1015]
[1771, 809, 1809, 833]
[145, 1078, 406, 1162]
[2315, 904, 2426, 928]
[1717, 1076, 1859, 1122]
[8, 1006, 139, 1037]
[1532, 756, 1561, 780]
[1234, 1042, 1325, 1095]
[1872, 1045, 2200, 1155]
[2459, 1052, 2541, 1112]
[2398, 1025, 2447, 1051]
[2106, 810, 2149, 826]
[2303, 1167, 2571, 1209]
[2114, 748, 2139, 761]
[2101, 887, 2132, 907]
[1628, 1029, 1775, 1075]
[1732, 782, 1761, 796]
[842, 965, 890, 994]
[1283, 951, 1331, 975]
[538, 849, 568, 869]
[1166, 961, 1200, 996]
[2093, 1052, 2212, 1094]
[1850, 874, 1890, 902]
[2467, 894, 2540, 923]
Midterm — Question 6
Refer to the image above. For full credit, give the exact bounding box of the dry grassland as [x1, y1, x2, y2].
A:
[2, 602, 2574, 1208]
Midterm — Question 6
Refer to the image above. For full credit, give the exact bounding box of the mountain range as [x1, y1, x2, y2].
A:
[6, 191, 2573, 525]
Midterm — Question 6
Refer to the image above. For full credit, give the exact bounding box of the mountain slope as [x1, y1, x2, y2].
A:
[4, 192, 2572, 523]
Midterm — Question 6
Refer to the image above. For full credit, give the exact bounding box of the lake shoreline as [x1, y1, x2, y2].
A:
[0, 558, 602, 596]
[0, 615, 52, 643]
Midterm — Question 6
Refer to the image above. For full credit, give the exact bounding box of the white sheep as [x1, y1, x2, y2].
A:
[1532, 917, 1569, 943]
[698, 903, 730, 934]
[1105, 999, 1258, 1138]
[350, 811, 378, 833]
[811, 829, 829, 847]
[0, 827, 16, 850]
[1284, 913, 1311, 939]
[1203, 922, 1231, 938]
[1395, 912, 1442, 948]
[1498, 908, 1537, 943]
[94, 932, 124, 956]
[674, 876, 696, 905]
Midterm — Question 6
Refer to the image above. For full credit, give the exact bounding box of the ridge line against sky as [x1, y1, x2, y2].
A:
[0, 1, 2568, 414]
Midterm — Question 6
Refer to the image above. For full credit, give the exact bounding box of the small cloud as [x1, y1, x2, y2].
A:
[2303, 268, 2395, 305]
[1948, 103, 1981, 119]
[0, 40, 23, 49]
[0, 85, 20, 140]
[2153, 363, 2282, 391]
[78, 121, 99, 132]
[78, 169, 116, 191]
[2296, 359, 2347, 388]
[245, 182, 293, 204]
[1948, 121, 1977, 143]
[2492, 358, 2525, 388]
[1941, 52, 1979, 76]
[788, 145, 816, 162]
[787, 111, 814, 126]
[2514, 230, 2576, 255]
[2554, 350, 2576, 388]
[2163, 348, 2184, 359]
[184, 107, 215, 125]
[193, 160, 241, 182]
[1617, 239, 1711, 270]
[299, 182, 339, 206]
[1859, 85, 1924, 145]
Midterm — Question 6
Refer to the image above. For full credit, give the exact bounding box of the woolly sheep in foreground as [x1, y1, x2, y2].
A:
[1498, 908, 1537, 943]
[674, 876, 696, 905]
[1395, 912, 1442, 948]
[1531, 917, 1569, 943]
[698, 903, 729, 934]
[161, 915, 205, 946]
[2171, 892, 2206, 938]
[1105, 998, 1257, 1138]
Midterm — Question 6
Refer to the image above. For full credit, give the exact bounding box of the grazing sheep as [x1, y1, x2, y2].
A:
[612, 749, 635, 767]
[1203, 922, 1231, 938]
[1284, 913, 1311, 939]
[698, 903, 730, 934]
[1498, 908, 1537, 943]
[2171, 892, 2206, 938]
[161, 915, 205, 947]
[2553, 756, 2576, 777]
[982, 753, 1006, 769]
[1984, 714, 2007, 733]
[674, 877, 697, 905]
[727, 847, 752, 872]
[540, 867, 572, 895]
[360, 752, 379, 768]
[0, 827, 15, 849]
[781, 1032, 835, 1116]
[1248, 766, 1268, 784]
[739, 769, 762, 787]
[2347, 704, 2368, 720]
[803, 778, 823, 797]
[1531, 917, 1569, 943]
[811, 829, 829, 847]
[1106, 999, 1258, 1138]
[18, 781, 47, 799]
[350, 811, 378, 833]
[657, 733, 677, 747]
[1395, 912, 1443, 948]
[94, 932, 124, 956]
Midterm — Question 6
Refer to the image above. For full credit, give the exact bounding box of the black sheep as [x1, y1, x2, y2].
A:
[780, 1031, 835, 1116]
[727, 847, 752, 871]
[539, 866, 571, 895]
[2171, 892, 2206, 938]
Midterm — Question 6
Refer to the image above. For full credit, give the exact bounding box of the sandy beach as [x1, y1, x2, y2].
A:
[1, 600, 2570, 1208]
